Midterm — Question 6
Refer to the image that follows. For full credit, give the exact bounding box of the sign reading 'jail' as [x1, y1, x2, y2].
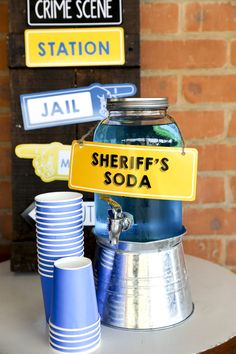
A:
[27, 0, 122, 26]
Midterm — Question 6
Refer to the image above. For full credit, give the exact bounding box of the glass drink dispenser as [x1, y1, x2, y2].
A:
[92, 98, 193, 329]
[93, 97, 184, 243]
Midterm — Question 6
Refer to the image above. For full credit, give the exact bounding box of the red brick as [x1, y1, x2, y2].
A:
[184, 208, 236, 235]
[0, 181, 11, 208]
[172, 111, 224, 140]
[0, 146, 11, 177]
[195, 176, 225, 204]
[0, 75, 10, 108]
[231, 41, 236, 67]
[183, 75, 236, 103]
[141, 40, 226, 69]
[185, 3, 236, 32]
[230, 176, 236, 202]
[197, 144, 236, 171]
[0, 39, 7, 70]
[141, 3, 178, 33]
[183, 238, 223, 264]
[0, 213, 12, 240]
[228, 112, 236, 137]
[0, 3, 8, 33]
[0, 115, 10, 142]
[226, 240, 236, 265]
[141, 76, 177, 104]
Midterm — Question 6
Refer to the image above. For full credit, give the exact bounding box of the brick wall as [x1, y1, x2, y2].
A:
[141, 0, 236, 271]
[0, 0, 11, 261]
[1, 1, 236, 269]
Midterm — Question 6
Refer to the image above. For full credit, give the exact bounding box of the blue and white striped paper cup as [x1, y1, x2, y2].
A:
[37, 245, 84, 257]
[36, 224, 83, 235]
[36, 229, 84, 239]
[49, 318, 101, 353]
[36, 209, 83, 220]
[35, 192, 83, 224]
[36, 219, 83, 229]
[37, 238, 84, 249]
[49, 321, 100, 339]
[36, 203, 82, 214]
[49, 317, 101, 336]
[37, 235, 83, 244]
[37, 250, 84, 261]
[36, 213, 83, 224]
[40, 275, 53, 322]
[49, 339, 101, 354]
[35, 192, 82, 205]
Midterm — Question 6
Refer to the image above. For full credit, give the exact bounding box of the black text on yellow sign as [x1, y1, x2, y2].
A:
[68, 141, 198, 201]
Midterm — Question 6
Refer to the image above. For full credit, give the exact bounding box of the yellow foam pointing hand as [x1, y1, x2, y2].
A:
[15, 142, 71, 182]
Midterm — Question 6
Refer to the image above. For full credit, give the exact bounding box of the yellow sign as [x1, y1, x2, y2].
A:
[24, 28, 125, 67]
[15, 142, 71, 182]
[69, 141, 198, 201]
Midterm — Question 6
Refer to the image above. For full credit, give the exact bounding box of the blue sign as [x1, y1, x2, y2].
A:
[20, 83, 137, 130]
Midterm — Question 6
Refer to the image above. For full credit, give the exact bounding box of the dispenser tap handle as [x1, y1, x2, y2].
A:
[100, 195, 122, 213]
[100, 195, 134, 246]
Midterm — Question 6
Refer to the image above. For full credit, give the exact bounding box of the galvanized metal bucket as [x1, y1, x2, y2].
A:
[93, 232, 193, 330]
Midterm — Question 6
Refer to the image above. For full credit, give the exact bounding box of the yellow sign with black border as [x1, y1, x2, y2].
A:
[68, 141, 198, 201]
[25, 27, 125, 67]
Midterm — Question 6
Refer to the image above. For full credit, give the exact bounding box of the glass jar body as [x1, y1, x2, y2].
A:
[93, 106, 184, 242]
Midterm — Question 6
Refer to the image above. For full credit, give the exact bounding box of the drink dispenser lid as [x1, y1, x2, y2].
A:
[107, 98, 169, 111]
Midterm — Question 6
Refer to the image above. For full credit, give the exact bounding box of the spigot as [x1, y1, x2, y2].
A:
[101, 196, 134, 245]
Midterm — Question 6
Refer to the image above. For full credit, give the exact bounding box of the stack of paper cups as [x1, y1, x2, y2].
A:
[35, 191, 84, 322]
[49, 257, 101, 353]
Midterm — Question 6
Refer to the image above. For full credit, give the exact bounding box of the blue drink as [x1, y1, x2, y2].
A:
[93, 98, 184, 242]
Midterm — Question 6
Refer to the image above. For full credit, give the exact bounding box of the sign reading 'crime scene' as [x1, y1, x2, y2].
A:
[25, 28, 125, 67]
[27, 0, 122, 26]
[69, 141, 198, 201]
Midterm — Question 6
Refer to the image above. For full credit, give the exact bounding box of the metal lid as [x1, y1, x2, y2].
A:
[107, 97, 168, 110]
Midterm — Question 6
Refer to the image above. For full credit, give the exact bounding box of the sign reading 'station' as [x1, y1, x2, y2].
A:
[69, 141, 198, 201]
[24, 28, 125, 67]
[27, 0, 122, 26]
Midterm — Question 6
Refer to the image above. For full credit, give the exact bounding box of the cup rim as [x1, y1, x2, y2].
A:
[36, 209, 83, 216]
[39, 271, 53, 278]
[38, 259, 54, 267]
[49, 329, 101, 343]
[37, 245, 84, 253]
[54, 256, 91, 270]
[49, 338, 101, 352]
[36, 219, 83, 227]
[36, 227, 83, 236]
[37, 250, 84, 258]
[38, 255, 55, 263]
[37, 235, 84, 243]
[49, 317, 100, 332]
[36, 201, 83, 210]
[49, 324, 100, 338]
[38, 265, 54, 273]
[37, 243, 84, 251]
[37, 239, 84, 247]
[35, 192, 83, 203]
[36, 211, 83, 220]
[36, 225, 84, 232]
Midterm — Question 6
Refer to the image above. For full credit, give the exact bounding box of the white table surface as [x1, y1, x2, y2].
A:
[1, 256, 236, 354]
